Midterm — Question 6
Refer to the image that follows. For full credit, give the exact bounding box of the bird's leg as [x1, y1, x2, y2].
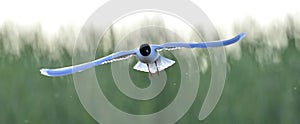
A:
[147, 64, 153, 77]
[155, 61, 160, 76]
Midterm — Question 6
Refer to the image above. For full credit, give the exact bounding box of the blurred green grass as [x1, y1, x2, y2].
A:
[0, 23, 299, 124]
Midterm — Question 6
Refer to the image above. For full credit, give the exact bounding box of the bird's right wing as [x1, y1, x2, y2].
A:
[154, 32, 246, 51]
[40, 49, 137, 77]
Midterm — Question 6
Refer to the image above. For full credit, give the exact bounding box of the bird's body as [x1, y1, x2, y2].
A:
[136, 44, 159, 63]
[40, 32, 246, 77]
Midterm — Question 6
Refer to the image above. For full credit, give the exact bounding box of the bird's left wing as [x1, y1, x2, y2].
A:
[154, 32, 246, 51]
[40, 49, 137, 77]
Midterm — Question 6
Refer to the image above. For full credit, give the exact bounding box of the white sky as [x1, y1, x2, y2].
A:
[194, 0, 300, 24]
[0, 0, 299, 34]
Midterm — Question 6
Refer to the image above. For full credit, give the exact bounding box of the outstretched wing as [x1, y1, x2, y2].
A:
[40, 49, 137, 77]
[154, 32, 246, 51]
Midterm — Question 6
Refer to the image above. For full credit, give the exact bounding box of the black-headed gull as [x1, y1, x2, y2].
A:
[40, 32, 245, 77]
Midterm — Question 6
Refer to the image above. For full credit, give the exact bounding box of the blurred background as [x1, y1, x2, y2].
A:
[0, 0, 299, 123]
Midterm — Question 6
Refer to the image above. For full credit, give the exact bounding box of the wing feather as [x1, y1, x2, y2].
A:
[155, 32, 246, 51]
[40, 49, 137, 77]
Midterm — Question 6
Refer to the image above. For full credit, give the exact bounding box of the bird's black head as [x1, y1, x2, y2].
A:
[139, 43, 151, 56]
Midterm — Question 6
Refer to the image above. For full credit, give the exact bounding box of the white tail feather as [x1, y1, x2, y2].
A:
[133, 56, 175, 73]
